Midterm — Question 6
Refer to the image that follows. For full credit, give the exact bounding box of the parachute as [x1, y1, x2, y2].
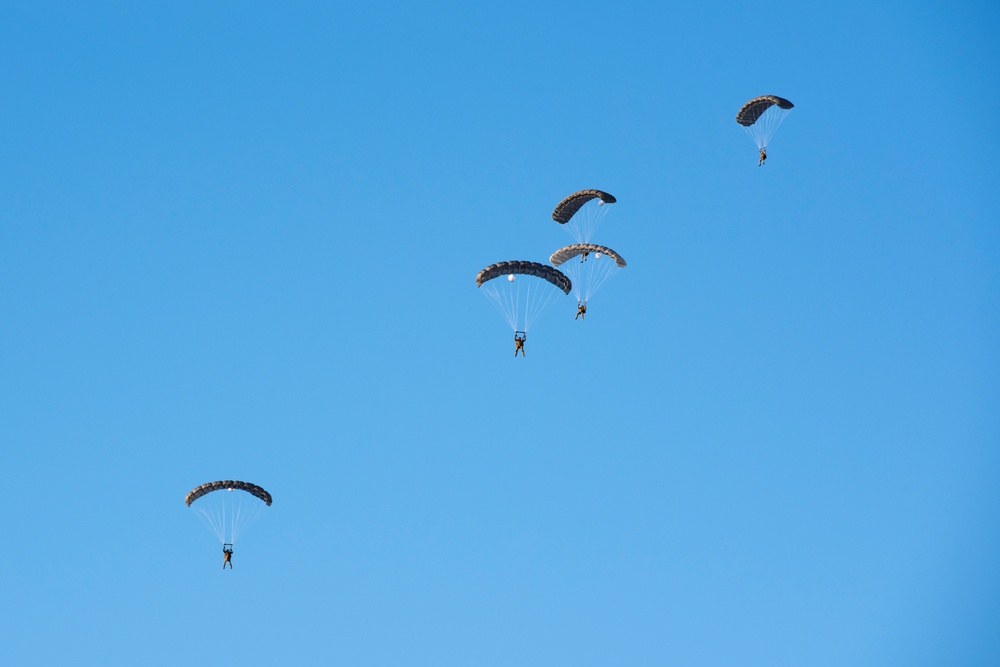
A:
[476, 261, 571, 334]
[736, 95, 794, 150]
[185, 480, 272, 506]
[186, 480, 271, 546]
[550, 244, 626, 307]
[552, 190, 617, 224]
[551, 190, 616, 243]
[476, 261, 571, 294]
[550, 244, 626, 269]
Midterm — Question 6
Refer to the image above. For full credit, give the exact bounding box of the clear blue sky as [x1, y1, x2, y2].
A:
[2, 2, 998, 665]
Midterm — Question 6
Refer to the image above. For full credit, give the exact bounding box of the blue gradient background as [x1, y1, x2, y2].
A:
[1, 2, 997, 665]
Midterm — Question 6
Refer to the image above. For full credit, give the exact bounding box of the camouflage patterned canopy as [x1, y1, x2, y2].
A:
[185, 480, 272, 507]
[550, 244, 627, 268]
[736, 95, 794, 127]
[551, 190, 617, 224]
[476, 261, 571, 295]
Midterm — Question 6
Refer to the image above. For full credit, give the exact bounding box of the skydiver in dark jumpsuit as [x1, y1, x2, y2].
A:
[514, 332, 526, 357]
[223, 546, 233, 569]
[758, 147, 767, 166]
[575, 301, 587, 320]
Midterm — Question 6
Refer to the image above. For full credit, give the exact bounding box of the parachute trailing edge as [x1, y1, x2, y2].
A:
[185, 480, 272, 507]
[476, 261, 572, 295]
[552, 190, 616, 224]
[550, 244, 627, 268]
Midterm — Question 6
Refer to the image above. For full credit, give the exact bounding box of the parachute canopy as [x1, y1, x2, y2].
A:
[185, 480, 272, 506]
[476, 261, 571, 295]
[736, 95, 794, 151]
[476, 261, 571, 334]
[552, 189, 617, 244]
[550, 244, 627, 269]
[186, 480, 271, 546]
[552, 189, 617, 224]
[549, 244, 627, 306]
[735, 95, 794, 127]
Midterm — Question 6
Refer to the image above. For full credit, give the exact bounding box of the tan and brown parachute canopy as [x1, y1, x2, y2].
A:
[736, 95, 794, 126]
[476, 261, 572, 295]
[185, 480, 272, 507]
[551, 190, 617, 224]
[550, 244, 627, 268]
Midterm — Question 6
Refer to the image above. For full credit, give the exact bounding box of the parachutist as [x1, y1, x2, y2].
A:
[736, 96, 794, 159]
[580, 251, 590, 263]
[575, 301, 587, 321]
[187, 482, 270, 568]
[477, 264, 571, 352]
